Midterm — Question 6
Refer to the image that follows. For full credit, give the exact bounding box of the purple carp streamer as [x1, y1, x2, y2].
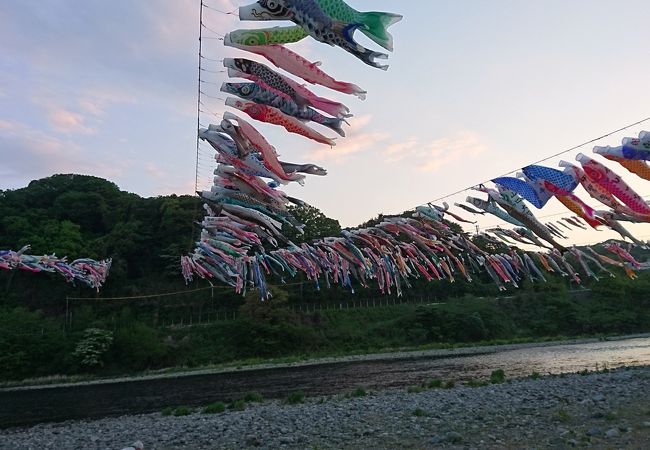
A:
[0, 246, 111, 290]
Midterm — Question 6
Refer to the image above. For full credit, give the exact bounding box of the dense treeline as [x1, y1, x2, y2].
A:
[1, 174, 650, 382]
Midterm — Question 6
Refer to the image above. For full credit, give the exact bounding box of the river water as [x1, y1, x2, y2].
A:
[352, 336, 650, 390]
[2, 336, 650, 427]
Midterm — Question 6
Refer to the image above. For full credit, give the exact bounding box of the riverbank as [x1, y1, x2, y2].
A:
[6, 332, 650, 390]
[3, 365, 650, 449]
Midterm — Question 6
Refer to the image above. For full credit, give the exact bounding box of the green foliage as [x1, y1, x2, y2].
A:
[172, 406, 192, 416]
[412, 408, 427, 417]
[351, 387, 367, 397]
[72, 328, 113, 369]
[283, 204, 341, 243]
[110, 323, 168, 371]
[203, 402, 226, 414]
[427, 378, 443, 388]
[0, 307, 68, 380]
[490, 369, 506, 384]
[530, 371, 541, 379]
[284, 391, 305, 404]
[443, 380, 456, 389]
[161, 406, 173, 416]
[466, 379, 489, 387]
[243, 391, 264, 402]
[556, 408, 572, 423]
[229, 400, 246, 411]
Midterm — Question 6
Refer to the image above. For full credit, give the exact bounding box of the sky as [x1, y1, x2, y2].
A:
[1, 0, 650, 246]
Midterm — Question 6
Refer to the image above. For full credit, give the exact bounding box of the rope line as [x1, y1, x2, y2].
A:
[418, 116, 650, 207]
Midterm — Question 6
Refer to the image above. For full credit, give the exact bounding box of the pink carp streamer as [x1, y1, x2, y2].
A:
[1, 246, 111, 290]
[576, 153, 650, 216]
[225, 98, 336, 145]
[224, 38, 367, 99]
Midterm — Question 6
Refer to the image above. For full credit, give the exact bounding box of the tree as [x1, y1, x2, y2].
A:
[284, 204, 341, 243]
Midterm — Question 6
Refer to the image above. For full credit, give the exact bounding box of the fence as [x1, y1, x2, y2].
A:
[62, 287, 594, 331]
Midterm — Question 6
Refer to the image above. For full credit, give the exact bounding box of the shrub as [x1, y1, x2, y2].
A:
[427, 378, 443, 388]
[412, 408, 427, 417]
[72, 328, 113, 369]
[173, 406, 192, 416]
[161, 406, 173, 416]
[0, 307, 69, 380]
[490, 369, 506, 384]
[530, 371, 541, 379]
[466, 379, 489, 388]
[110, 323, 168, 371]
[229, 400, 246, 411]
[284, 391, 305, 404]
[203, 402, 226, 414]
[443, 380, 456, 389]
[244, 391, 263, 402]
[351, 387, 367, 397]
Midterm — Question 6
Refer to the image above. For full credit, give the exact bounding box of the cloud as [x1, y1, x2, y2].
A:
[0, 119, 130, 185]
[383, 137, 419, 163]
[379, 131, 487, 172]
[307, 115, 389, 162]
[46, 108, 95, 134]
[416, 132, 487, 172]
[77, 88, 137, 117]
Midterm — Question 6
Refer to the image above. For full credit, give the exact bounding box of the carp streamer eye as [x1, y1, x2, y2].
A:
[241, 85, 252, 95]
[245, 36, 260, 46]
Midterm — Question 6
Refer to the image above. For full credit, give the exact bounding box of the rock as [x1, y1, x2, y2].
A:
[445, 431, 463, 443]
[592, 394, 605, 402]
[567, 439, 578, 447]
[245, 435, 262, 447]
[587, 427, 601, 436]
[605, 428, 620, 438]
[279, 436, 294, 444]
[643, 421, 650, 428]
[430, 434, 443, 444]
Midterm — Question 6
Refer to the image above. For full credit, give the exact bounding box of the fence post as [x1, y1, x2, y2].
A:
[65, 296, 69, 330]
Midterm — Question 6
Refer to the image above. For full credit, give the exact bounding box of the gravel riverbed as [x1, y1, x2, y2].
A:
[3, 366, 650, 449]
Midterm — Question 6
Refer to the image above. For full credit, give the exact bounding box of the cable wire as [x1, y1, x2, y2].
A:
[419, 116, 650, 207]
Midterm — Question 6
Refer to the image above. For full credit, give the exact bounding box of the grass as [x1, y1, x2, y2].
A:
[412, 407, 427, 417]
[351, 387, 367, 397]
[427, 378, 443, 388]
[229, 400, 246, 411]
[243, 391, 264, 402]
[407, 385, 426, 393]
[556, 408, 572, 423]
[465, 379, 489, 388]
[443, 380, 456, 389]
[284, 391, 305, 405]
[203, 401, 226, 414]
[161, 406, 173, 416]
[172, 406, 193, 416]
[490, 369, 506, 384]
[530, 371, 541, 379]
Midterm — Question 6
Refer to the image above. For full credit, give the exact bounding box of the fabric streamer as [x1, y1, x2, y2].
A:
[0, 246, 111, 290]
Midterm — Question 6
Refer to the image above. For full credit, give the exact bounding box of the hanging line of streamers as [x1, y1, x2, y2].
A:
[183, 1, 646, 300]
[0, 246, 111, 291]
